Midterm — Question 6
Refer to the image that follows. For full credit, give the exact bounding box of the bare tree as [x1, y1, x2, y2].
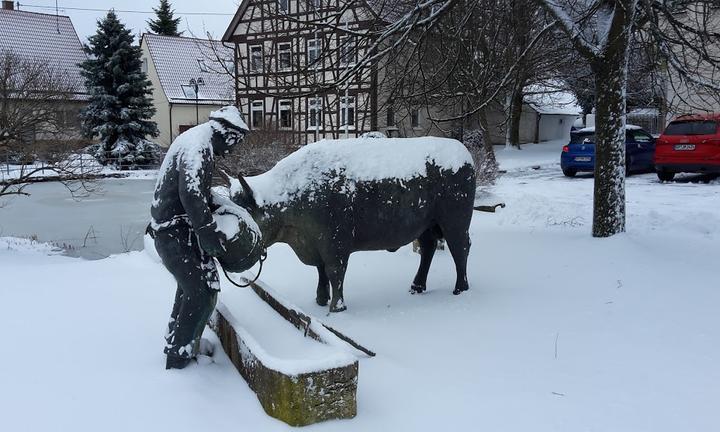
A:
[0, 50, 98, 201]
[0, 50, 77, 146]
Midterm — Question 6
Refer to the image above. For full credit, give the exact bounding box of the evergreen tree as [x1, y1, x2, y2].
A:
[79, 10, 160, 168]
[147, 0, 183, 37]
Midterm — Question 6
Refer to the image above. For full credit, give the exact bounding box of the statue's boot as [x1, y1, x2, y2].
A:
[165, 355, 193, 370]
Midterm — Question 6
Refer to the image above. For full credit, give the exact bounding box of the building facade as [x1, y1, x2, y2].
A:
[222, 0, 381, 145]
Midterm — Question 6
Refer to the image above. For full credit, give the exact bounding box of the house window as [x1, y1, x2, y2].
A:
[309, 97, 322, 129]
[251, 100, 264, 129]
[386, 106, 395, 127]
[141, 58, 148, 73]
[278, 100, 292, 129]
[197, 59, 208, 72]
[278, 0, 289, 13]
[339, 36, 356, 66]
[307, 0, 321, 11]
[181, 85, 197, 99]
[277, 42, 292, 71]
[307, 38, 321, 66]
[340, 96, 355, 127]
[411, 109, 420, 128]
[249, 46, 263, 72]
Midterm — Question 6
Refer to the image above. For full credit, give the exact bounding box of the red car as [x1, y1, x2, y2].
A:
[655, 113, 720, 181]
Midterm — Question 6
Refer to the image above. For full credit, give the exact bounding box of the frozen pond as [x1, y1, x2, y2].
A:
[0, 178, 156, 259]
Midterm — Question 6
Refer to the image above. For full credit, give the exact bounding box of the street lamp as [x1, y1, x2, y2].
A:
[189, 77, 205, 125]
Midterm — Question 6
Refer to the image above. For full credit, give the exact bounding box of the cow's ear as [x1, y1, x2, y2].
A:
[233, 174, 258, 210]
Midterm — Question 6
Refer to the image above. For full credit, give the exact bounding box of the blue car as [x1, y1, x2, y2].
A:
[560, 125, 656, 177]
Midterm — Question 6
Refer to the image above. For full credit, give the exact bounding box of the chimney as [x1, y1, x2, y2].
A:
[1, 1, 14, 10]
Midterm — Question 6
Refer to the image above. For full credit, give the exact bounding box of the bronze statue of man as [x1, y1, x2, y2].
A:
[149, 106, 249, 369]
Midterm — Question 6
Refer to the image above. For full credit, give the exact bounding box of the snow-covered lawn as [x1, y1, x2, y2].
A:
[1, 149, 719, 431]
[494, 139, 567, 171]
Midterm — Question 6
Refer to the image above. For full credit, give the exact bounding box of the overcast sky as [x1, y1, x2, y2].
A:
[17, 0, 239, 42]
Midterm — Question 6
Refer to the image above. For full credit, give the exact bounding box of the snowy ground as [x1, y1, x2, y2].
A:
[1, 143, 719, 431]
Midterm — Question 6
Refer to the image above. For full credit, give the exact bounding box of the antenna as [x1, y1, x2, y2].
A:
[55, 0, 60, 34]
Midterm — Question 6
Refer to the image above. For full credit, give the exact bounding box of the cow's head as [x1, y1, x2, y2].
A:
[231, 174, 259, 213]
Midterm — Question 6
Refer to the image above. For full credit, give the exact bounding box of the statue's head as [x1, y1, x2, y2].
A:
[209, 106, 250, 156]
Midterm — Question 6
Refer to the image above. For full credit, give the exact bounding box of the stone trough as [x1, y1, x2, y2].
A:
[209, 277, 373, 427]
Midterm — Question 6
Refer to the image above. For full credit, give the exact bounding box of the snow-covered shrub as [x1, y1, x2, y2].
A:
[87, 139, 161, 170]
[463, 129, 498, 185]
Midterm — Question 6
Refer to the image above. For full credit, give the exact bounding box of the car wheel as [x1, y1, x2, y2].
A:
[563, 168, 577, 177]
[657, 171, 675, 182]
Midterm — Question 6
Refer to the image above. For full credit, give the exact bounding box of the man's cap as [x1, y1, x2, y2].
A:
[209, 106, 249, 133]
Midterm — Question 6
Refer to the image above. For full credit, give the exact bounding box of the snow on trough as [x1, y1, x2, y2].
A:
[235, 137, 473, 205]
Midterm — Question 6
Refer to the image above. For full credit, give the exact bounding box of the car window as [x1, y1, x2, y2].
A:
[664, 120, 718, 136]
[570, 132, 595, 144]
[631, 130, 653, 142]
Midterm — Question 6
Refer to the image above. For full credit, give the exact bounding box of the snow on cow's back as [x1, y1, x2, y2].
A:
[243, 137, 473, 206]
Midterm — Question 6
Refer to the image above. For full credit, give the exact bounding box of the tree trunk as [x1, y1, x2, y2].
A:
[478, 107, 493, 155]
[503, 92, 513, 149]
[508, 81, 525, 148]
[591, 18, 632, 237]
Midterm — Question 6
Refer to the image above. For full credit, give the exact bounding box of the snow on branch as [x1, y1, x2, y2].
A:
[533, 0, 601, 59]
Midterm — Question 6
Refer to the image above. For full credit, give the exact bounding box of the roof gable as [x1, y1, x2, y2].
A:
[143, 34, 235, 104]
[221, 0, 396, 41]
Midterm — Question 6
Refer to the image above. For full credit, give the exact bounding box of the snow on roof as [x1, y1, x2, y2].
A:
[629, 107, 660, 116]
[143, 34, 235, 105]
[525, 83, 582, 116]
[576, 124, 642, 133]
[0, 9, 87, 96]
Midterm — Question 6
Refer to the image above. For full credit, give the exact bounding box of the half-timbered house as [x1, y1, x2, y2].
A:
[222, 0, 382, 145]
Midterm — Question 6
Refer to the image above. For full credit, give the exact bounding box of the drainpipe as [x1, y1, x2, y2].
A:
[169, 103, 173, 144]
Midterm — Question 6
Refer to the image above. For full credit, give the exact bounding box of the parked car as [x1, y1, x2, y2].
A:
[560, 125, 656, 177]
[654, 113, 720, 181]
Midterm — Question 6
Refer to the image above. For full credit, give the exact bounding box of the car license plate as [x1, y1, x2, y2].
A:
[575, 156, 591, 162]
[674, 144, 696, 151]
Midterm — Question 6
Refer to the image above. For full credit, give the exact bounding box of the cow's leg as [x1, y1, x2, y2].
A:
[316, 264, 330, 306]
[326, 257, 349, 313]
[440, 222, 471, 295]
[410, 228, 439, 294]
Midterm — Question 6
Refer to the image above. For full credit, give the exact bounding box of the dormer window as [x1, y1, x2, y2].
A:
[181, 85, 197, 99]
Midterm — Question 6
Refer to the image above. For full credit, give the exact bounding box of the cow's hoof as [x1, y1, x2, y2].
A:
[329, 299, 347, 313]
[453, 286, 469, 295]
[410, 283, 426, 294]
[316, 297, 329, 306]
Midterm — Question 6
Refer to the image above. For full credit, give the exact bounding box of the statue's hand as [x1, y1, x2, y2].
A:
[196, 221, 227, 257]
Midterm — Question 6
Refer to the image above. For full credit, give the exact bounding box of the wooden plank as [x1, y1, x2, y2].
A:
[241, 277, 376, 358]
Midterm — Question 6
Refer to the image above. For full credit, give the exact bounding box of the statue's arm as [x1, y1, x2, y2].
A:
[178, 148, 225, 255]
